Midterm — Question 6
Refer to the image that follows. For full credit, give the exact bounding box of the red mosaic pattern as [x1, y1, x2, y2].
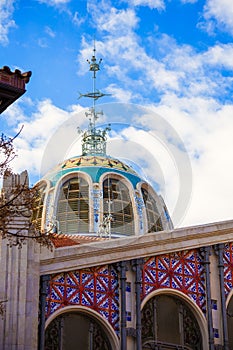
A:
[46, 265, 119, 332]
[223, 243, 233, 297]
[142, 250, 206, 312]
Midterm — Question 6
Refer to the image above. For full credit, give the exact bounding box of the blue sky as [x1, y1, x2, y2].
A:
[1, 0, 233, 227]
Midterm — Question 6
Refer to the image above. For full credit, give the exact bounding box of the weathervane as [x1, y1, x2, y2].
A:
[78, 41, 111, 156]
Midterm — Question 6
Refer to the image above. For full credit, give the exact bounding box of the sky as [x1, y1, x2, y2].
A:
[1, 0, 233, 228]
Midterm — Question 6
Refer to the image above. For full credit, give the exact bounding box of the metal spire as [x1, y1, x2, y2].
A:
[78, 41, 111, 156]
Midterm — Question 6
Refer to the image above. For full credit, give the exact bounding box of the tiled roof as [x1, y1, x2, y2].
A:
[0, 66, 32, 86]
[44, 155, 142, 188]
[0, 66, 32, 113]
[58, 155, 137, 175]
[51, 233, 106, 248]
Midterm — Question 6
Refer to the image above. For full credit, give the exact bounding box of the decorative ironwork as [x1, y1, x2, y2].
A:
[98, 213, 113, 238]
[141, 297, 156, 342]
[92, 321, 111, 350]
[81, 111, 111, 156]
[45, 313, 112, 350]
[46, 265, 119, 334]
[78, 43, 111, 157]
[183, 305, 202, 348]
[45, 317, 62, 350]
[141, 295, 202, 350]
[142, 250, 206, 312]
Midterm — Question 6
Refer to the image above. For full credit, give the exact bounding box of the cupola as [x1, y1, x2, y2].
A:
[33, 44, 173, 239]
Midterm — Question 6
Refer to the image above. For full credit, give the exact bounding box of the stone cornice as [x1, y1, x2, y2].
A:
[40, 219, 233, 275]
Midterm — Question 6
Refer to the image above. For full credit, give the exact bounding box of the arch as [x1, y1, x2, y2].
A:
[226, 288, 233, 307]
[99, 172, 137, 236]
[141, 289, 208, 350]
[54, 172, 92, 234]
[45, 305, 119, 350]
[226, 292, 233, 349]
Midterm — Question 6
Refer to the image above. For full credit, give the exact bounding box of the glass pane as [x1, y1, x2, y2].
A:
[103, 177, 134, 236]
[57, 177, 89, 234]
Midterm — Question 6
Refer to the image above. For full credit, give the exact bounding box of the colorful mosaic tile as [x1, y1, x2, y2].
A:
[46, 265, 119, 333]
[223, 243, 233, 297]
[142, 250, 206, 312]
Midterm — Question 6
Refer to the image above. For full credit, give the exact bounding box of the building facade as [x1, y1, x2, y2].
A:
[1, 56, 233, 350]
[0, 65, 31, 113]
[1, 178, 233, 350]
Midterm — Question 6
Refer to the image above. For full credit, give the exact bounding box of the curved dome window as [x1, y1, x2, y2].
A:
[103, 177, 134, 236]
[141, 187, 163, 232]
[32, 184, 46, 232]
[57, 177, 89, 234]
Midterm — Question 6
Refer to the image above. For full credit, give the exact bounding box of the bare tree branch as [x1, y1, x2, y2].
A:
[0, 129, 54, 250]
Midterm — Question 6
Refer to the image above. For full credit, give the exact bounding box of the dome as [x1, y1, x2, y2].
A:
[32, 48, 173, 239]
[33, 153, 173, 239]
[45, 155, 141, 186]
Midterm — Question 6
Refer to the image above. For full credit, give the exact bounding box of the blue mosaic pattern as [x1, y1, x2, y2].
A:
[46, 265, 119, 333]
[92, 188, 102, 232]
[142, 250, 206, 313]
[135, 194, 144, 232]
[223, 243, 233, 297]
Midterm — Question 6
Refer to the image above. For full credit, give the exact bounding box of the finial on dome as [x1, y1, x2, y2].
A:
[87, 40, 102, 78]
[79, 42, 110, 102]
[78, 40, 111, 156]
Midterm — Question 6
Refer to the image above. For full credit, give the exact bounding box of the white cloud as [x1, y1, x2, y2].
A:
[72, 11, 85, 26]
[0, 0, 16, 46]
[37, 0, 70, 5]
[202, 0, 233, 34]
[38, 38, 48, 48]
[79, 31, 233, 104]
[45, 26, 56, 38]
[148, 95, 233, 227]
[74, 2, 233, 227]
[96, 8, 138, 34]
[2, 0, 232, 230]
[204, 43, 233, 69]
[180, 0, 197, 3]
[124, 0, 165, 10]
[105, 84, 134, 103]
[3, 99, 85, 183]
[5, 95, 233, 228]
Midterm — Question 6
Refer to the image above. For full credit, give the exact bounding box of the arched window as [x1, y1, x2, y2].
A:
[141, 186, 163, 232]
[103, 177, 134, 236]
[57, 177, 89, 234]
[32, 183, 46, 232]
[45, 312, 112, 350]
[142, 294, 202, 349]
[227, 295, 233, 349]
